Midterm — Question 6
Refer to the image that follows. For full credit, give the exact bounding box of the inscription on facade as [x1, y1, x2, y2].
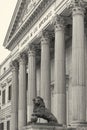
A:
[21, 9, 54, 47]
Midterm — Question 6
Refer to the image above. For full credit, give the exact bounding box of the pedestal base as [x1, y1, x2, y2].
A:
[23, 124, 66, 130]
[23, 123, 87, 130]
[68, 122, 87, 130]
[68, 126, 87, 130]
[70, 122, 87, 128]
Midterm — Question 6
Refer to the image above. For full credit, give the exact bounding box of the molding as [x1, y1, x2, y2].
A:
[6, 77, 12, 83]
[3, 0, 25, 46]
[0, 54, 11, 67]
[0, 68, 12, 81]
[1, 83, 6, 88]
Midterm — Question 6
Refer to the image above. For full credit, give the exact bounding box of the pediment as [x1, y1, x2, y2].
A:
[3, 0, 41, 47]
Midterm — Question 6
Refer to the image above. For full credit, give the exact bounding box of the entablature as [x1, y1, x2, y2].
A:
[4, 0, 87, 52]
[4, 0, 55, 50]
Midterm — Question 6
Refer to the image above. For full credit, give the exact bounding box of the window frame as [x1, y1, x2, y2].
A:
[2, 89, 6, 105]
[8, 85, 12, 101]
[7, 120, 10, 130]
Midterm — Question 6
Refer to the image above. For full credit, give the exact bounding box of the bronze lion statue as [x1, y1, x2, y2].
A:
[30, 96, 58, 124]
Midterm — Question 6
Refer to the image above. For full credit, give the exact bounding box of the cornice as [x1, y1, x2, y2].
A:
[5, 0, 55, 50]
[8, 0, 26, 39]
[0, 54, 11, 66]
[3, 0, 24, 46]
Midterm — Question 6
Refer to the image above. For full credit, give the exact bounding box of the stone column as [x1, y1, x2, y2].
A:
[71, 2, 86, 124]
[11, 60, 18, 130]
[28, 45, 36, 122]
[53, 15, 66, 124]
[41, 30, 51, 109]
[18, 53, 27, 130]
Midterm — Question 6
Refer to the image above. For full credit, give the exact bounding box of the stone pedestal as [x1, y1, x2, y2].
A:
[22, 124, 87, 130]
[23, 124, 66, 130]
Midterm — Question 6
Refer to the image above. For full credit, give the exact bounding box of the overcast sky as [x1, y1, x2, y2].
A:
[0, 0, 17, 64]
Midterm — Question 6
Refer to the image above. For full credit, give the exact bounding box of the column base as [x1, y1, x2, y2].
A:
[70, 121, 87, 127]
[23, 123, 65, 130]
[68, 122, 87, 130]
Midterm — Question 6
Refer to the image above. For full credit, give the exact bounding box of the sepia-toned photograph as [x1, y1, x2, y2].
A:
[0, 0, 87, 130]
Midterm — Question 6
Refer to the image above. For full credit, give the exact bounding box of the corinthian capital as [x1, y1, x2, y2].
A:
[19, 52, 27, 65]
[70, 0, 87, 8]
[28, 44, 36, 56]
[52, 15, 64, 31]
[10, 60, 19, 71]
[41, 30, 51, 44]
[67, 0, 86, 16]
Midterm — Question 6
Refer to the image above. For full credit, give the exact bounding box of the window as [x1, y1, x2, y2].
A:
[8, 85, 12, 101]
[2, 90, 5, 105]
[7, 121, 10, 130]
[0, 123, 4, 130]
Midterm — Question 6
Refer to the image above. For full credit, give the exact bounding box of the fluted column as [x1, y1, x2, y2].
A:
[11, 60, 18, 130]
[53, 15, 66, 124]
[71, 1, 86, 124]
[41, 30, 51, 109]
[18, 53, 27, 130]
[28, 45, 36, 122]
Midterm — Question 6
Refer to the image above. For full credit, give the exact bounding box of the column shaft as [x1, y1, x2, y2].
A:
[54, 15, 66, 124]
[41, 31, 51, 109]
[28, 47, 36, 121]
[72, 6, 86, 123]
[11, 60, 18, 130]
[18, 53, 27, 130]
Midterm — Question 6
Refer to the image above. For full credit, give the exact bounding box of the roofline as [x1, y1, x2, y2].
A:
[0, 54, 11, 67]
[3, 0, 23, 47]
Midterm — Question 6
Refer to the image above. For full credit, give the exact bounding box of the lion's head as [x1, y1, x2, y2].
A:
[33, 96, 45, 108]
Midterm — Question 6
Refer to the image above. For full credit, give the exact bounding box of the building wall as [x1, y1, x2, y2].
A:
[0, 56, 12, 130]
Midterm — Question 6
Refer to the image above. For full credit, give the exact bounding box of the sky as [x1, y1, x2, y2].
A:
[0, 0, 17, 64]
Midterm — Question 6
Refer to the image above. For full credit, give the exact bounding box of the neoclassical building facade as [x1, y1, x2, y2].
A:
[0, 55, 12, 130]
[1, 0, 87, 130]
